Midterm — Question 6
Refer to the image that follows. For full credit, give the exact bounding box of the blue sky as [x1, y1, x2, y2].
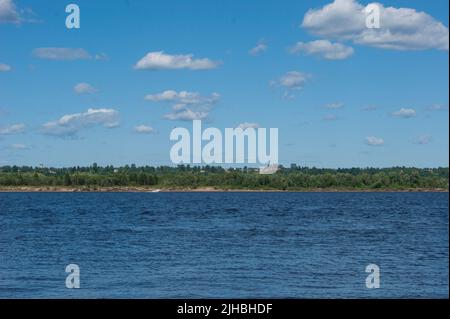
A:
[0, 0, 448, 168]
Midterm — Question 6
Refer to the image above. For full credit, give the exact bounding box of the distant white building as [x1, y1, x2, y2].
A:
[259, 164, 280, 175]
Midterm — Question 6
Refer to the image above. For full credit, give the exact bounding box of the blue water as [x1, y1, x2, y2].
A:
[0, 192, 448, 298]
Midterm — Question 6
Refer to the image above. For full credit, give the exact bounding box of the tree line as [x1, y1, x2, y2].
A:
[0, 164, 448, 190]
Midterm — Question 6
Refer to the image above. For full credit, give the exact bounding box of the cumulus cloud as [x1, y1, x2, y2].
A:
[134, 125, 155, 134]
[74, 83, 99, 94]
[249, 40, 268, 56]
[237, 122, 260, 130]
[33, 48, 92, 60]
[163, 102, 212, 121]
[323, 102, 344, 109]
[163, 108, 209, 121]
[416, 134, 432, 145]
[0, 123, 25, 135]
[146, 90, 220, 121]
[0, 63, 11, 72]
[280, 71, 309, 89]
[145, 90, 219, 105]
[290, 40, 354, 60]
[0, 0, 20, 23]
[302, 0, 449, 51]
[41, 108, 119, 137]
[365, 136, 384, 146]
[270, 71, 310, 99]
[392, 108, 416, 118]
[272, 71, 310, 90]
[134, 51, 219, 70]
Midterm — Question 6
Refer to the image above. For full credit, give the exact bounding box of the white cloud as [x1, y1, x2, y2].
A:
[134, 125, 155, 134]
[172, 103, 186, 111]
[237, 122, 260, 130]
[146, 90, 220, 121]
[74, 83, 99, 94]
[302, 0, 449, 51]
[392, 108, 416, 118]
[365, 136, 384, 146]
[249, 40, 268, 56]
[280, 72, 308, 89]
[134, 51, 219, 70]
[0, 63, 11, 72]
[0, 0, 20, 24]
[290, 40, 354, 60]
[270, 71, 311, 99]
[272, 71, 310, 90]
[145, 90, 179, 102]
[0, 123, 25, 135]
[323, 102, 344, 109]
[416, 134, 432, 145]
[10, 143, 27, 150]
[41, 108, 119, 137]
[33, 48, 92, 60]
[163, 108, 209, 121]
[145, 90, 220, 105]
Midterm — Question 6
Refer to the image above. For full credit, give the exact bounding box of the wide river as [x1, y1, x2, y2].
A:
[0, 192, 448, 298]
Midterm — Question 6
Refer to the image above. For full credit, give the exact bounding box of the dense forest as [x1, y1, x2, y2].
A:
[0, 164, 448, 191]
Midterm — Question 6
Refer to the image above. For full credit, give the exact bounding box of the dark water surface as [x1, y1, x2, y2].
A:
[0, 192, 448, 298]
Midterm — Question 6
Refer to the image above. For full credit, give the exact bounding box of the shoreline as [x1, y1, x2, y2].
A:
[0, 186, 448, 193]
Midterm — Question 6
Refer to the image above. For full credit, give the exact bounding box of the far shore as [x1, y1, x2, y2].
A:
[0, 186, 448, 193]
